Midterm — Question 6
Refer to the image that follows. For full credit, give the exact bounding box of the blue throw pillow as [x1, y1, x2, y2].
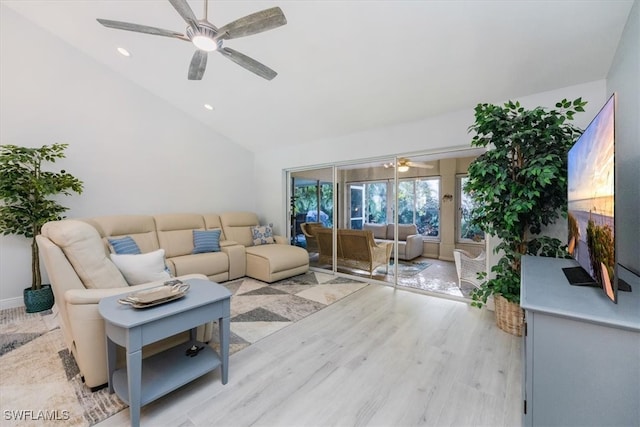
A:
[108, 235, 173, 277]
[193, 229, 222, 254]
[108, 236, 141, 254]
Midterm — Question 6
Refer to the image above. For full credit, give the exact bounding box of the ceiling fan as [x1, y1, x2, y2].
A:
[97, 0, 286, 81]
[383, 158, 434, 172]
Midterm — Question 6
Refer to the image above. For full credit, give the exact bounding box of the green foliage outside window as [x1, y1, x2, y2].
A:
[366, 183, 387, 223]
[360, 179, 439, 236]
[397, 181, 415, 225]
[415, 179, 439, 236]
[398, 179, 439, 236]
[294, 186, 318, 213]
[460, 176, 485, 241]
[294, 183, 333, 227]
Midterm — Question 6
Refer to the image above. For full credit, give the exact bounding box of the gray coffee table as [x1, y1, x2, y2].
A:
[98, 278, 231, 427]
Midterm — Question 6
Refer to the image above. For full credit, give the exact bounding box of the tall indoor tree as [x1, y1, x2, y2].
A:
[465, 98, 587, 335]
[0, 143, 83, 311]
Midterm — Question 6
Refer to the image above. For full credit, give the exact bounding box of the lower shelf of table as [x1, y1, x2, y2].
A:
[112, 341, 221, 406]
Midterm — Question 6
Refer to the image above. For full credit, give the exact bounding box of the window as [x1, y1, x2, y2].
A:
[397, 178, 439, 237]
[350, 185, 364, 229]
[397, 181, 416, 225]
[414, 178, 440, 237]
[348, 178, 440, 238]
[294, 181, 333, 227]
[457, 175, 485, 242]
[366, 182, 388, 223]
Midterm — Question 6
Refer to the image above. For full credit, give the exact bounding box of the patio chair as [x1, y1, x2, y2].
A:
[301, 222, 324, 254]
[453, 249, 486, 289]
[316, 228, 392, 277]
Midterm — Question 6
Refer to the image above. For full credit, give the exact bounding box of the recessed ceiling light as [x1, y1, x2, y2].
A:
[204, 104, 214, 111]
[117, 47, 130, 57]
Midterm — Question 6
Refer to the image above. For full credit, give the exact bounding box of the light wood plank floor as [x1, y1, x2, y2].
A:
[96, 284, 522, 427]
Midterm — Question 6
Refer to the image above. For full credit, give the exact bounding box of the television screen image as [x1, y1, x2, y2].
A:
[565, 94, 621, 301]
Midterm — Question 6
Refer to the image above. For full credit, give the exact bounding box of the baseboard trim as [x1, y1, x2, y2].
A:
[0, 296, 24, 310]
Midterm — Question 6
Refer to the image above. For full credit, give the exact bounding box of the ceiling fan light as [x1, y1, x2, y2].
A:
[192, 35, 218, 52]
[398, 165, 410, 173]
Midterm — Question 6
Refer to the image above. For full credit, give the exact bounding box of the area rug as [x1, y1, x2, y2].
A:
[0, 272, 368, 427]
[384, 259, 432, 277]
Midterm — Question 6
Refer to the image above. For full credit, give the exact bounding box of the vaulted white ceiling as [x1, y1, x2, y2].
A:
[3, 0, 634, 152]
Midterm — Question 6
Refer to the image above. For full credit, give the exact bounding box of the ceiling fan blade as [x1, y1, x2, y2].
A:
[216, 7, 286, 40]
[168, 0, 200, 29]
[97, 19, 187, 39]
[407, 161, 434, 169]
[219, 47, 277, 80]
[188, 50, 208, 80]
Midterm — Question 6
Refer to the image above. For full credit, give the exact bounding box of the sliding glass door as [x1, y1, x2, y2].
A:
[290, 167, 335, 271]
[286, 149, 486, 299]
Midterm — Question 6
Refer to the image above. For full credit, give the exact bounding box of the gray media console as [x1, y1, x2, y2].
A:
[520, 255, 639, 427]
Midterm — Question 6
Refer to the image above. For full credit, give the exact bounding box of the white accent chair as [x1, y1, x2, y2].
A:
[362, 223, 424, 260]
[453, 249, 486, 289]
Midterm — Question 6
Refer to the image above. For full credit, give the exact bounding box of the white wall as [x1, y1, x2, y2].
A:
[254, 80, 608, 241]
[607, 0, 640, 277]
[254, 108, 475, 233]
[3, 3, 637, 308]
[264, 3, 637, 286]
[0, 7, 255, 308]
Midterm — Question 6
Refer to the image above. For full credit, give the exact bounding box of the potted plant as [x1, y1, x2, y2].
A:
[464, 98, 587, 335]
[0, 143, 83, 313]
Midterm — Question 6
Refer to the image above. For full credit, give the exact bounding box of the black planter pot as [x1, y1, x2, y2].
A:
[23, 284, 54, 313]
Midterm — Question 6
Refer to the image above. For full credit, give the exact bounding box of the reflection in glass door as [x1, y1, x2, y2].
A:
[289, 167, 335, 272]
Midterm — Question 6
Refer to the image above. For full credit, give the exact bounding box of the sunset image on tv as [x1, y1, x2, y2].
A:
[567, 96, 615, 286]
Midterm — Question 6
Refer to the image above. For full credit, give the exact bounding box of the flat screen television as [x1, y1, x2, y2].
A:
[564, 93, 631, 303]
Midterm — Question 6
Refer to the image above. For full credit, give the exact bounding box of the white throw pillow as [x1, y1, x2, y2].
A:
[110, 249, 171, 285]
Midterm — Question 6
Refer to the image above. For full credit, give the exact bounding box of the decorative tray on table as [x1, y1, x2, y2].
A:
[118, 280, 190, 309]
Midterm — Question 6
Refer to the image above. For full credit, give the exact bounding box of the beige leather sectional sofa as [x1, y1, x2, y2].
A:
[36, 211, 308, 389]
[362, 223, 424, 260]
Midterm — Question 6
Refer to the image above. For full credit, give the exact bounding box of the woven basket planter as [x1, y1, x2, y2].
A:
[23, 284, 54, 313]
[494, 294, 524, 336]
